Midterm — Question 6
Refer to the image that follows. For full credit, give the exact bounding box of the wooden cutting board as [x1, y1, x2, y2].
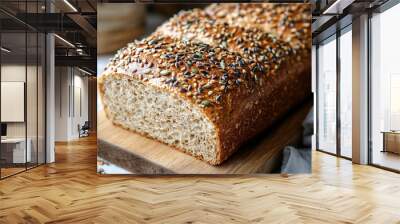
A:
[97, 101, 312, 174]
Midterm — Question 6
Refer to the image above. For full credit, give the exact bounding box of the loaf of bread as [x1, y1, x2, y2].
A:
[99, 4, 311, 165]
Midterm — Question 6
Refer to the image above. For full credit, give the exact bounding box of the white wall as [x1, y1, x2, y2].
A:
[1, 65, 27, 142]
[54, 67, 89, 141]
[55, 66, 70, 141]
[72, 73, 89, 138]
[1, 64, 37, 138]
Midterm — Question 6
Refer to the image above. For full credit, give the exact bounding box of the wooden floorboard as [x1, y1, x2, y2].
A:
[0, 135, 400, 223]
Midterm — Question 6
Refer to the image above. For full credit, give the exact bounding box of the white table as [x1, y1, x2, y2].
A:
[1, 138, 31, 163]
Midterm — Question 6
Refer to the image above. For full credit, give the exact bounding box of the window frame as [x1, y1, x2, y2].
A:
[315, 22, 353, 161]
[367, 0, 400, 173]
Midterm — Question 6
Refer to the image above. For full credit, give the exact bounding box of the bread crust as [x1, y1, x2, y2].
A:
[205, 3, 311, 51]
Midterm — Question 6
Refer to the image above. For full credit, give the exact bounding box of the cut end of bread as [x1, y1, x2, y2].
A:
[100, 73, 221, 165]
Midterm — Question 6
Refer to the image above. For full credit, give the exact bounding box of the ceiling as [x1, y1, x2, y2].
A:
[312, 0, 391, 41]
[0, 0, 97, 74]
[1, 0, 393, 74]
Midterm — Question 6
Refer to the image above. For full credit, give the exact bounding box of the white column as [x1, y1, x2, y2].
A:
[352, 14, 369, 164]
[46, 32, 55, 163]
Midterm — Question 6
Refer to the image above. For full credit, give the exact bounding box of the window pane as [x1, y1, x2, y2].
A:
[340, 28, 352, 158]
[27, 31, 38, 169]
[371, 3, 400, 171]
[318, 36, 337, 154]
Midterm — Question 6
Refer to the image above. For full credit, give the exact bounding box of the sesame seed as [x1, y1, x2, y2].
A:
[200, 100, 211, 107]
[160, 70, 171, 76]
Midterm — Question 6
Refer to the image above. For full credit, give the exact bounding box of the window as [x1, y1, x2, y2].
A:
[370, 2, 400, 171]
[316, 25, 353, 159]
[339, 27, 352, 158]
[317, 35, 337, 154]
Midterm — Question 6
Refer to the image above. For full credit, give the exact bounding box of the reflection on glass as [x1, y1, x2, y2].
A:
[318, 36, 337, 154]
[371, 3, 400, 171]
[340, 28, 352, 158]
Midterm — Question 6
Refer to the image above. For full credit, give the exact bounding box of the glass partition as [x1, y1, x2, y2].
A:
[317, 35, 337, 154]
[339, 26, 352, 158]
[1, 31, 28, 177]
[27, 31, 38, 169]
[0, 1, 46, 179]
[370, 3, 400, 171]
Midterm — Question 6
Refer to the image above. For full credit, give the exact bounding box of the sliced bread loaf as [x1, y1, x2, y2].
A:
[99, 4, 311, 165]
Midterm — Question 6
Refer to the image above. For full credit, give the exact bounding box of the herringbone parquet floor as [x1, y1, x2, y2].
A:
[1, 135, 400, 224]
